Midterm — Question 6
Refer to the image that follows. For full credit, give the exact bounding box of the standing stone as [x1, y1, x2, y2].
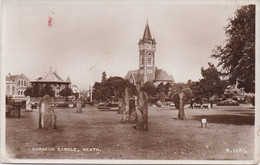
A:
[178, 92, 186, 120]
[39, 95, 57, 130]
[117, 98, 124, 114]
[135, 91, 148, 130]
[76, 99, 83, 113]
[121, 88, 130, 123]
[25, 96, 32, 112]
[128, 99, 137, 123]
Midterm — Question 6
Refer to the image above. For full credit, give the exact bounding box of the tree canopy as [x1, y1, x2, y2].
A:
[141, 82, 157, 96]
[59, 87, 73, 97]
[212, 5, 255, 93]
[92, 75, 137, 102]
[200, 63, 228, 98]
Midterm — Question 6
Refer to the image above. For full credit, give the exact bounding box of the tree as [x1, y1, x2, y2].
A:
[200, 63, 228, 107]
[141, 82, 157, 97]
[59, 87, 73, 97]
[212, 5, 255, 93]
[188, 81, 201, 100]
[170, 83, 188, 96]
[106, 76, 128, 100]
[92, 75, 137, 102]
[24, 86, 33, 97]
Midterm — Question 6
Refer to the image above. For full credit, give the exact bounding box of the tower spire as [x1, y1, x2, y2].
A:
[142, 20, 152, 41]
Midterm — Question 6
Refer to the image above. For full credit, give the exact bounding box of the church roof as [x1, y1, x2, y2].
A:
[125, 68, 174, 83]
[154, 69, 174, 82]
[124, 70, 139, 82]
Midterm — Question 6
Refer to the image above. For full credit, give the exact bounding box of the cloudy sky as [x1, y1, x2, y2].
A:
[2, 0, 246, 90]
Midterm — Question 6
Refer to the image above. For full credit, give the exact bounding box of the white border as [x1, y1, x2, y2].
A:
[1, 0, 259, 164]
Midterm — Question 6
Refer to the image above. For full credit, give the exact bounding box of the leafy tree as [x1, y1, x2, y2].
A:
[105, 76, 127, 99]
[212, 5, 255, 93]
[188, 81, 201, 100]
[156, 82, 166, 93]
[93, 82, 105, 101]
[59, 87, 73, 97]
[200, 63, 228, 107]
[92, 75, 137, 102]
[170, 83, 188, 96]
[24, 86, 33, 97]
[141, 82, 156, 96]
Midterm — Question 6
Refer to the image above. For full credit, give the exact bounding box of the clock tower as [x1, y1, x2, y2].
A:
[138, 21, 156, 85]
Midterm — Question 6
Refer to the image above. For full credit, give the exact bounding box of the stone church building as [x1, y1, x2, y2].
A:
[125, 21, 174, 86]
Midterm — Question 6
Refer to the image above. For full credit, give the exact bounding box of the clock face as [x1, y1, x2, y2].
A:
[144, 43, 150, 49]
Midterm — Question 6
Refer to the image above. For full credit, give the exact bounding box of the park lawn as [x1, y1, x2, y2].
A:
[6, 104, 255, 160]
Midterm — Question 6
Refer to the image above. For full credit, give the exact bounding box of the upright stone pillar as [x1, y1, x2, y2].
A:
[25, 96, 32, 112]
[121, 88, 130, 123]
[76, 99, 83, 113]
[128, 99, 137, 123]
[135, 91, 148, 130]
[117, 98, 124, 114]
[39, 95, 57, 130]
[178, 92, 186, 120]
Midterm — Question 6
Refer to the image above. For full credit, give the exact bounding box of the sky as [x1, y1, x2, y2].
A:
[2, 0, 246, 90]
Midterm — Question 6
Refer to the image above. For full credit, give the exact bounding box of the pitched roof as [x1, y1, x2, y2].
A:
[42, 71, 64, 82]
[6, 75, 19, 82]
[66, 76, 71, 82]
[154, 69, 174, 82]
[6, 74, 29, 82]
[124, 70, 140, 83]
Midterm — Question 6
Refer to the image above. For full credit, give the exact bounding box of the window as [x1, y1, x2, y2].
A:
[140, 53, 144, 65]
[148, 53, 152, 65]
[147, 69, 153, 74]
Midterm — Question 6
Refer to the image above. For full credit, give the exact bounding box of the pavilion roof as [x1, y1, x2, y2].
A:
[30, 71, 70, 84]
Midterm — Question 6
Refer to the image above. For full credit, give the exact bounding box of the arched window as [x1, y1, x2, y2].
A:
[147, 53, 152, 66]
[18, 90, 21, 95]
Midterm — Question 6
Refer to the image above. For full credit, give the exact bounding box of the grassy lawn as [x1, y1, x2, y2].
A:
[6, 104, 255, 160]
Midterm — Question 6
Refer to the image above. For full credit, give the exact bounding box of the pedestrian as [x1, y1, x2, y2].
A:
[189, 98, 194, 109]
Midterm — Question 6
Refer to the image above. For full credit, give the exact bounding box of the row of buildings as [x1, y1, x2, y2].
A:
[5, 69, 80, 98]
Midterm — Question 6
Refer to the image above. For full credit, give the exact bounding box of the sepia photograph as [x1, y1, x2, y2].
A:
[1, 0, 259, 164]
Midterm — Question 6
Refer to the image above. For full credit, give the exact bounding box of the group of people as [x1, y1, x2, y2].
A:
[188, 98, 211, 109]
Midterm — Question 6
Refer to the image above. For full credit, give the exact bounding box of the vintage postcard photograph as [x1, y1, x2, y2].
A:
[1, 0, 259, 164]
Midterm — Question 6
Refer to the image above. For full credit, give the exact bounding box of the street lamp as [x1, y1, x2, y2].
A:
[89, 62, 99, 105]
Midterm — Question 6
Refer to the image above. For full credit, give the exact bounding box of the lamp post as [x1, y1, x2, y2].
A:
[89, 62, 99, 105]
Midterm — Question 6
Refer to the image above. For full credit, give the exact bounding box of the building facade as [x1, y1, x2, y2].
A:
[30, 68, 70, 97]
[6, 74, 30, 97]
[125, 21, 174, 86]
